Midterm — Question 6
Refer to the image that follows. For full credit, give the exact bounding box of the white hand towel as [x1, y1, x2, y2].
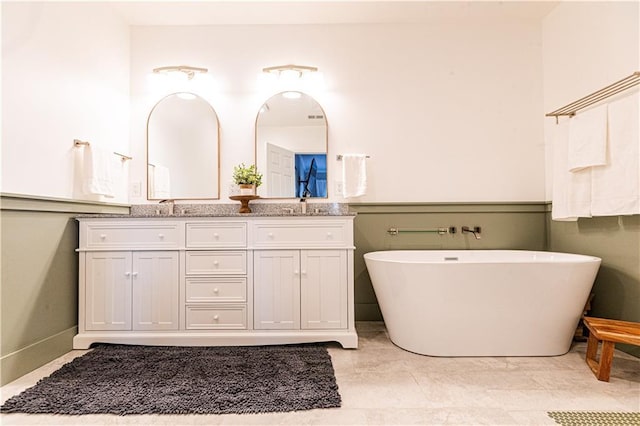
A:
[551, 121, 578, 221]
[153, 164, 171, 199]
[341, 154, 367, 198]
[591, 92, 640, 216]
[568, 103, 608, 172]
[82, 144, 115, 198]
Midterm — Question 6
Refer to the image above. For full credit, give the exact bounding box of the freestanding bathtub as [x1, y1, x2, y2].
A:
[364, 250, 601, 357]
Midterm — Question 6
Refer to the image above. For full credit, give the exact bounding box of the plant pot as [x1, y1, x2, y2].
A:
[239, 184, 256, 195]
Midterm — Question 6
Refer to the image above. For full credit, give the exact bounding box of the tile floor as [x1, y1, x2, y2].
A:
[1, 322, 638, 425]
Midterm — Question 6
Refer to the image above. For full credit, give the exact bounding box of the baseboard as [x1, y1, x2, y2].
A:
[1, 326, 77, 386]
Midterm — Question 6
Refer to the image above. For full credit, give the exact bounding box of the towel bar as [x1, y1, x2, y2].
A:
[336, 154, 370, 160]
[74, 139, 132, 161]
[546, 71, 640, 123]
[387, 227, 456, 236]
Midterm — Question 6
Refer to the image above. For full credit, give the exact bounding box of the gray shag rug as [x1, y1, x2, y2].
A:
[0, 344, 341, 415]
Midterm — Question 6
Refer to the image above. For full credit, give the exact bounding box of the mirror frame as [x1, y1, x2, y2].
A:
[254, 91, 328, 199]
[146, 92, 221, 201]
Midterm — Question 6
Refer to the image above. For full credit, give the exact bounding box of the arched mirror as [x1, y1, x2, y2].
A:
[255, 91, 328, 198]
[147, 92, 220, 200]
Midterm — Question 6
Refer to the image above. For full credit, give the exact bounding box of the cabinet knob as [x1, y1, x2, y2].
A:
[213, 288, 219, 293]
[132, 272, 138, 277]
[267, 232, 275, 238]
[158, 233, 164, 239]
[326, 232, 333, 238]
[213, 315, 219, 321]
[213, 233, 219, 239]
[301, 270, 307, 275]
[213, 260, 219, 266]
[125, 272, 131, 277]
[294, 270, 300, 275]
[100, 234, 107, 239]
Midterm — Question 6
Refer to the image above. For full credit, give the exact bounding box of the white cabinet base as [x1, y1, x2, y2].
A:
[73, 330, 358, 349]
[76, 217, 357, 350]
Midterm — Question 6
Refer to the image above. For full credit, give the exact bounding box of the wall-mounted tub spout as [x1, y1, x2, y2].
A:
[462, 226, 481, 240]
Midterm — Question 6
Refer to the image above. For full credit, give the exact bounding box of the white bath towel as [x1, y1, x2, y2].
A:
[152, 164, 171, 199]
[341, 154, 367, 198]
[591, 92, 640, 216]
[568, 103, 608, 172]
[82, 144, 115, 198]
[551, 121, 578, 221]
[567, 168, 592, 218]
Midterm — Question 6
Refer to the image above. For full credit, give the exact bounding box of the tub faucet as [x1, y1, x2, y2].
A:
[462, 226, 481, 240]
[159, 199, 175, 216]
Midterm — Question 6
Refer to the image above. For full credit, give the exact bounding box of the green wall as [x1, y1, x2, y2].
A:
[548, 214, 640, 357]
[351, 203, 548, 320]
[0, 194, 129, 386]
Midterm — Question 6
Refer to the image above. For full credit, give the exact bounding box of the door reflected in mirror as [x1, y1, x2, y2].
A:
[255, 91, 328, 198]
[147, 92, 220, 200]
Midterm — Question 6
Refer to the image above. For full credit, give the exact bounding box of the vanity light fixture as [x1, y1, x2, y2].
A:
[152, 65, 208, 80]
[262, 64, 318, 78]
[258, 64, 325, 93]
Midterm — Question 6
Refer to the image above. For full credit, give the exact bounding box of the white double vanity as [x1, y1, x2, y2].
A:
[73, 210, 357, 350]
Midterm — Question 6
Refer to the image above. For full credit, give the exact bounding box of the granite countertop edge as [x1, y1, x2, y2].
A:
[75, 212, 356, 218]
[75, 202, 354, 219]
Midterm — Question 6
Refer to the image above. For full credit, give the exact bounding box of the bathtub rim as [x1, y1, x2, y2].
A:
[363, 249, 601, 264]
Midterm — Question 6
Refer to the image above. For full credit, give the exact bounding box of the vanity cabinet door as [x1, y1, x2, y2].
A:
[253, 250, 300, 330]
[84, 251, 179, 331]
[253, 249, 348, 330]
[85, 252, 132, 331]
[300, 250, 348, 330]
[132, 251, 179, 330]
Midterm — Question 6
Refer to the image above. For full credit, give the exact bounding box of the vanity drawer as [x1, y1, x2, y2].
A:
[84, 222, 180, 249]
[186, 222, 247, 248]
[186, 306, 247, 330]
[185, 277, 247, 303]
[252, 221, 349, 248]
[185, 251, 247, 275]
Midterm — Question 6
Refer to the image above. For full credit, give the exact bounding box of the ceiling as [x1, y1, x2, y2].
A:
[111, 1, 560, 26]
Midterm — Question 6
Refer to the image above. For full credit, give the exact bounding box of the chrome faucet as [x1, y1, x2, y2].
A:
[159, 199, 175, 216]
[462, 226, 481, 240]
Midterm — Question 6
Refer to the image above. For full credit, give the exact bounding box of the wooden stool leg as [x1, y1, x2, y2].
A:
[596, 341, 615, 382]
[586, 332, 598, 362]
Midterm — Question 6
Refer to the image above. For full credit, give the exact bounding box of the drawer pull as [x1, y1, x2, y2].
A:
[267, 232, 274, 238]
[132, 272, 138, 277]
[213, 260, 219, 266]
[213, 315, 219, 321]
[213, 288, 219, 293]
[301, 270, 307, 275]
[125, 272, 131, 277]
[100, 234, 107, 239]
[213, 233, 220, 239]
[158, 233, 164, 239]
[327, 232, 333, 238]
[294, 270, 300, 275]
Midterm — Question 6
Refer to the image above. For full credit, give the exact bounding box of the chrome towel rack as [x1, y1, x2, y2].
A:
[336, 154, 370, 160]
[546, 71, 640, 123]
[387, 227, 456, 236]
[74, 139, 132, 161]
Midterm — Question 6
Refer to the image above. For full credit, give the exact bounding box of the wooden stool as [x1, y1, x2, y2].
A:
[582, 316, 640, 382]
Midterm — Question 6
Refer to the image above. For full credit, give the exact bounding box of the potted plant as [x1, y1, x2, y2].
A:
[232, 163, 263, 195]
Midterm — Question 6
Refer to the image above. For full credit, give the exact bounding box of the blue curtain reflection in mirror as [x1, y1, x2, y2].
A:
[295, 154, 327, 197]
